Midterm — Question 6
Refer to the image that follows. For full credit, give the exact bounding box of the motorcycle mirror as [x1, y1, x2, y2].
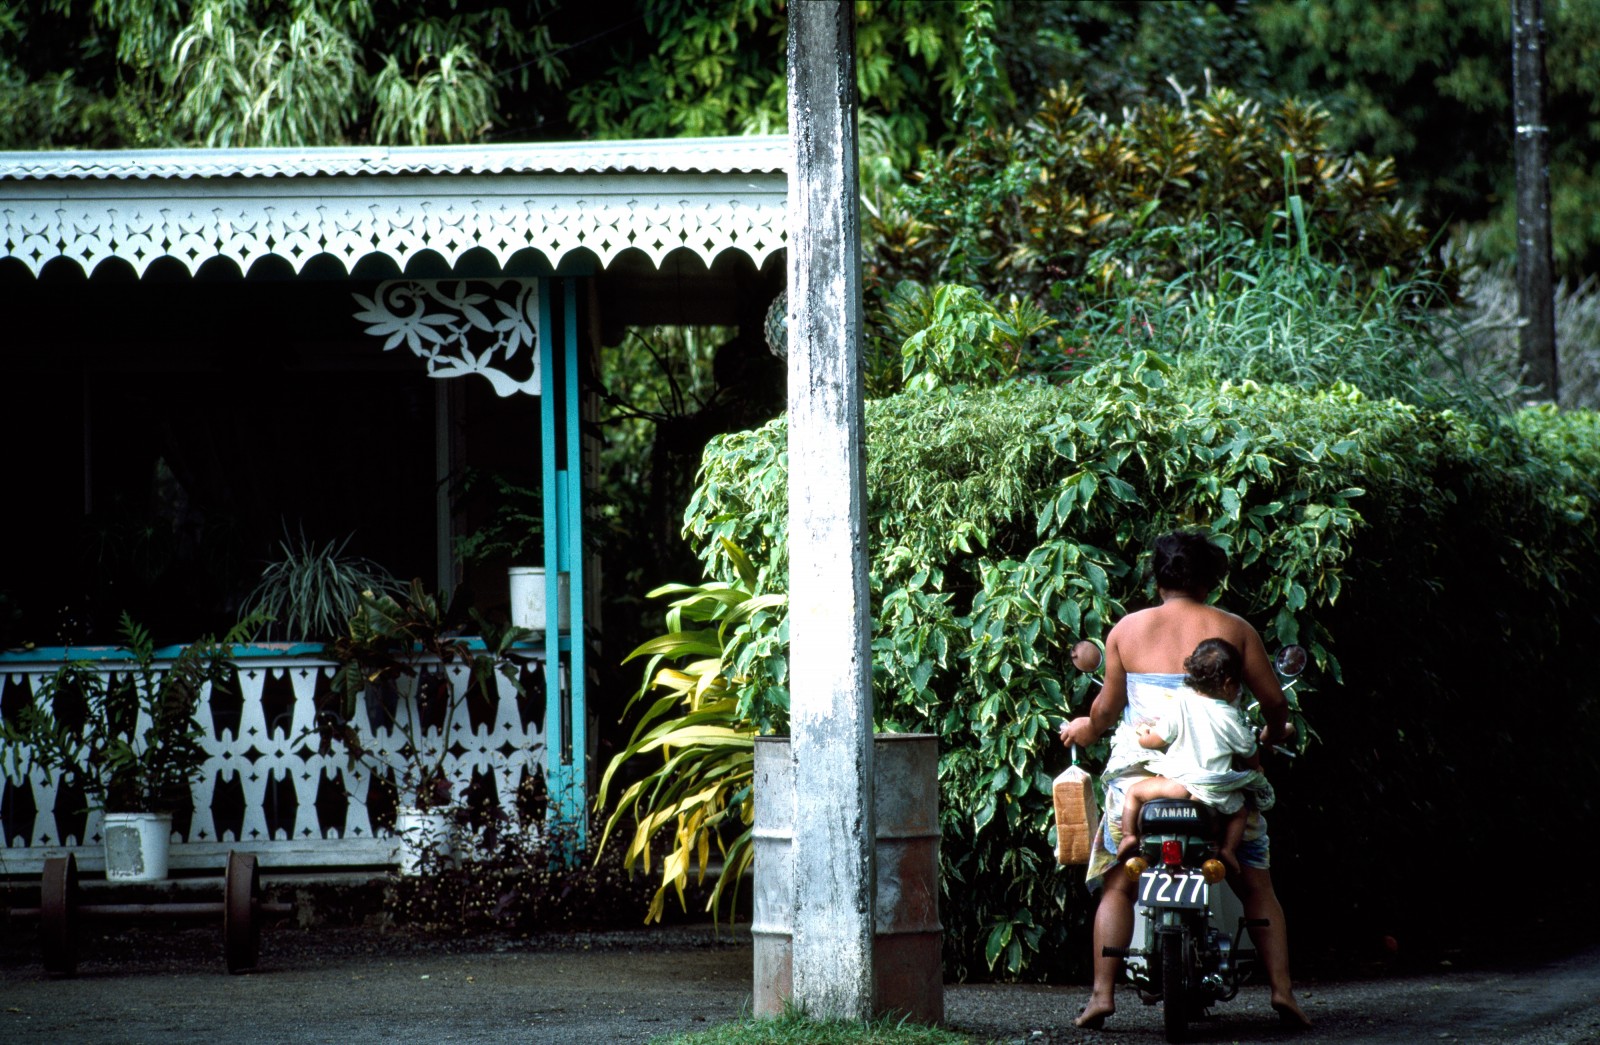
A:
[1274, 644, 1308, 678]
[1070, 639, 1102, 673]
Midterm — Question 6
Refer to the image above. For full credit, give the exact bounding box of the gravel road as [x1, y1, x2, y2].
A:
[3, 921, 1598, 1044]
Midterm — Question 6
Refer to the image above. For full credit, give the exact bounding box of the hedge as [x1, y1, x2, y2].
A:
[679, 353, 1600, 978]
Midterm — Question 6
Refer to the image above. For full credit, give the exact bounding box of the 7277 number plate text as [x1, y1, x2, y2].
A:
[1137, 870, 1208, 910]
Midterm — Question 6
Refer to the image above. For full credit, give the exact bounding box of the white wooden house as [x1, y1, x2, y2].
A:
[0, 137, 786, 875]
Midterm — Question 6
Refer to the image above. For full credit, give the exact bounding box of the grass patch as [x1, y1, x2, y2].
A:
[649, 1010, 974, 1045]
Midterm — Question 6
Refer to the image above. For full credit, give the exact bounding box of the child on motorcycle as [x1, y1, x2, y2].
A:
[1115, 636, 1275, 875]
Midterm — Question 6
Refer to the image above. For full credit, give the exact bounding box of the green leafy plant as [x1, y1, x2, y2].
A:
[682, 347, 1600, 977]
[1, 613, 259, 813]
[1076, 218, 1490, 413]
[238, 527, 404, 643]
[595, 538, 785, 924]
[451, 471, 544, 567]
[369, 44, 497, 146]
[873, 82, 1440, 325]
[320, 580, 531, 811]
[898, 284, 1057, 392]
[169, 2, 366, 147]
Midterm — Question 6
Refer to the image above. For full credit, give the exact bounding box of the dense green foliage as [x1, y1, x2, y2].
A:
[858, 76, 1468, 404]
[1251, 0, 1600, 275]
[0, 0, 567, 147]
[565, 0, 966, 165]
[0, 0, 997, 155]
[678, 352, 1600, 977]
[7, 0, 1599, 280]
[876, 83, 1435, 314]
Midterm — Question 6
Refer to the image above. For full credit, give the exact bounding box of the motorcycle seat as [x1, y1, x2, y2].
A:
[1138, 798, 1219, 837]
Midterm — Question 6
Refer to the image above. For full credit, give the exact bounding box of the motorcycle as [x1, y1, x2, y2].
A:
[1070, 641, 1306, 1042]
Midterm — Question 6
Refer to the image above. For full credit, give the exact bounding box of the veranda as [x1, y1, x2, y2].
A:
[0, 137, 787, 876]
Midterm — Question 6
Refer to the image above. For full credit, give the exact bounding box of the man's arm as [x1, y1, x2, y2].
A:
[1060, 625, 1129, 747]
[1238, 622, 1291, 746]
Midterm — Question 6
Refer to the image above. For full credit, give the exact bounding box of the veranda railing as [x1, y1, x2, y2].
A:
[0, 643, 552, 876]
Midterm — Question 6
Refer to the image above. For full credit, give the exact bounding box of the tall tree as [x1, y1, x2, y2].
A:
[1512, 0, 1558, 399]
[1252, 0, 1600, 276]
[0, 0, 569, 148]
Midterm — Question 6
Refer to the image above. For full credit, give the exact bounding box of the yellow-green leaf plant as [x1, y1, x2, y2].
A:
[595, 537, 786, 924]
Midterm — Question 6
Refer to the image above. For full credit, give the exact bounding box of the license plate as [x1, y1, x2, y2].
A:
[1138, 870, 1208, 910]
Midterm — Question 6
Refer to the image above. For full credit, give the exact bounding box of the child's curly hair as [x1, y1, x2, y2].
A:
[1184, 637, 1243, 698]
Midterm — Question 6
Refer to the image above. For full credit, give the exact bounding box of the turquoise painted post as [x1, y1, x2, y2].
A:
[537, 277, 587, 851]
[561, 279, 588, 844]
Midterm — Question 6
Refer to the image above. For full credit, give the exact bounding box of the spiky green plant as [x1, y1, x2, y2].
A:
[239, 527, 403, 643]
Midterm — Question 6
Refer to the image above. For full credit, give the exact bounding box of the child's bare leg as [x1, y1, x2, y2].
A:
[1117, 788, 1146, 862]
[1218, 807, 1248, 876]
[1117, 776, 1192, 861]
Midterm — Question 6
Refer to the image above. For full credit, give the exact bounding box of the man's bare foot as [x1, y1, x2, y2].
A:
[1115, 834, 1140, 862]
[1075, 996, 1115, 1029]
[1271, 993, 1312, 1030]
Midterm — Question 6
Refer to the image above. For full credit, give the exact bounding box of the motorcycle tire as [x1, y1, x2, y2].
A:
[1161, 928, 1190, 1043]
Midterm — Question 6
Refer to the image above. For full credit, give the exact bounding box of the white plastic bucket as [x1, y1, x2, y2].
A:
[102, 812, 173, 882]
[393, 809, 454, 875]
[508, 566, 570, 632]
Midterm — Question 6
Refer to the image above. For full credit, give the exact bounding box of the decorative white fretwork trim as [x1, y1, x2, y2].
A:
[1, 178, 786, 277]
[355, 279, 542, 397]
[1, 138, 789, 278]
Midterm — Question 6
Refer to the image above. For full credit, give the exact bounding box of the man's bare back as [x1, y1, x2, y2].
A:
[1109, 599, 1278, 702]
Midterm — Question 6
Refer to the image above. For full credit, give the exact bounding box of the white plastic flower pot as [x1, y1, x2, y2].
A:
[508, 566, 570, 632]
[394, 808, 454, 876]
[102, 812, 174, 882]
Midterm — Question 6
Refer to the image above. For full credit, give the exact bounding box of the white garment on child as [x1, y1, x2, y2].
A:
[1144, 686, 1274, 815]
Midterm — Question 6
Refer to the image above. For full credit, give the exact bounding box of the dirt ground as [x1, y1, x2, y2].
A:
[3, 920, 1599, 1044]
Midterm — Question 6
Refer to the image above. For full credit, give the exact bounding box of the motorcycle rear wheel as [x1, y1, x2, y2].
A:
[1161, 929, 1190, 1043]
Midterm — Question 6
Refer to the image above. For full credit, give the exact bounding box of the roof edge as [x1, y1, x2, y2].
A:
[0, 136, 790, 181]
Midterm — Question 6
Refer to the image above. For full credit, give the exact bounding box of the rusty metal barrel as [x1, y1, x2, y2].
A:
[752, 733, 943, 1023]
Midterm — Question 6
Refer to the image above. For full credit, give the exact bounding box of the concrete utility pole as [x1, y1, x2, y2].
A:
[785, 0, 876, 1021]
[1513, 0, 1559, 401]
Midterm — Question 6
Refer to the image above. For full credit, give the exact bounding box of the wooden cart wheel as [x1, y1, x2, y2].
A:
[222, 851, 260, 974]
[39, 854, 79, 976]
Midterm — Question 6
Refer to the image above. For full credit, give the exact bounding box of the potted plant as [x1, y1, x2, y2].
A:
[237, 525, 405, 642]
[452, 470, 566, 632]
[0, 613, 256, 881]
[320, 580, 531, 873]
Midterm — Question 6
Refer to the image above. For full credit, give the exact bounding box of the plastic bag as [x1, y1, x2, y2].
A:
[1053, 757, 1100, 866]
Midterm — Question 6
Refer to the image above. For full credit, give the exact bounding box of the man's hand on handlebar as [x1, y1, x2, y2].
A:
[1259, 720, 1297, 750]
[1059, 716, 1099, 748]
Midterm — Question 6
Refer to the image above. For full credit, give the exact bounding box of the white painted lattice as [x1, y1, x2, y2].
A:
[0, 649, 549, 875]
[1, 174, 788, 277]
